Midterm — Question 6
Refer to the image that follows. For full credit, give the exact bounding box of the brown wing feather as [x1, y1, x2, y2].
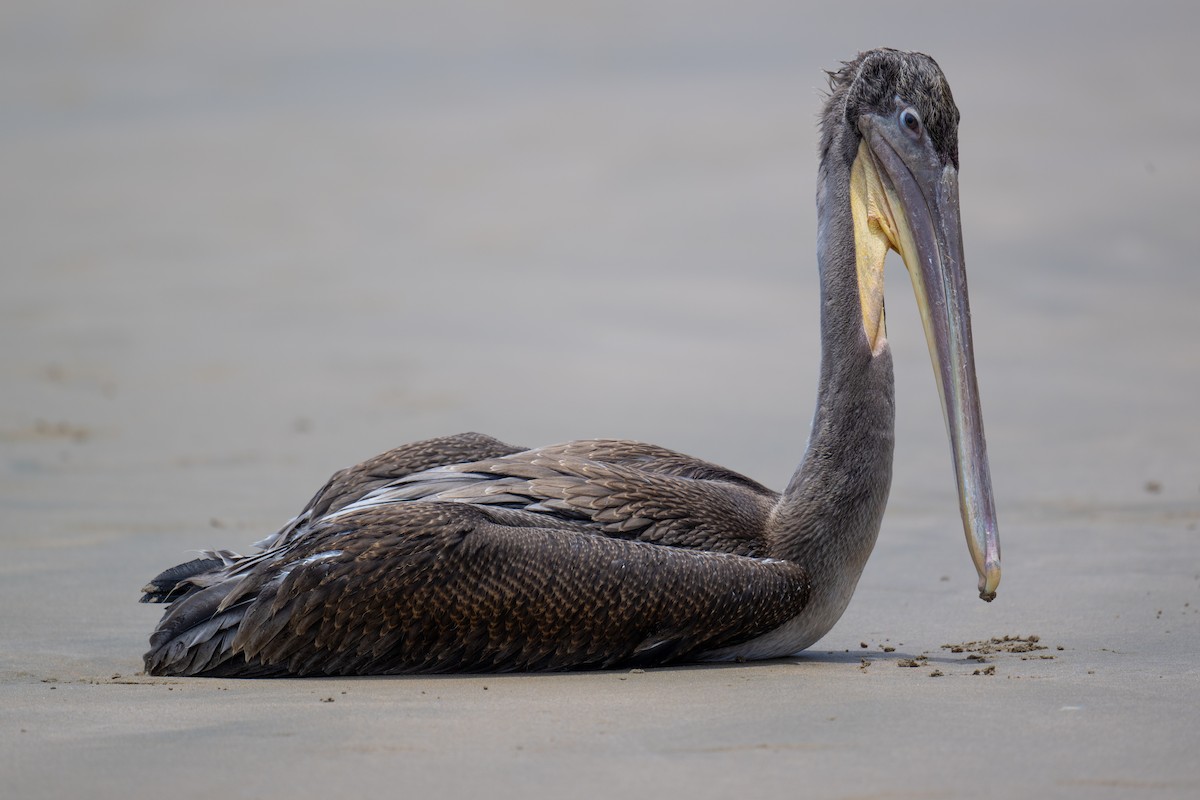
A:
[149, 503, 808, 676]
[143, 434, 800, 676]
[535, 439, 774, 493]
[344, 444, 778, 555]
[141, 432, 525, 606]
[264, 432, 523, 548]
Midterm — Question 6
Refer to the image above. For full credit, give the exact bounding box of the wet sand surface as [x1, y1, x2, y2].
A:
[3, 2, 1199, 797]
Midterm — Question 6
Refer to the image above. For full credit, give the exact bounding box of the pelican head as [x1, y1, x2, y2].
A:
[832, 49, 1000, 600]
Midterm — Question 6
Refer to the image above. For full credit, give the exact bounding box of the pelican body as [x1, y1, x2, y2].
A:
[141, 49, 1000, 677]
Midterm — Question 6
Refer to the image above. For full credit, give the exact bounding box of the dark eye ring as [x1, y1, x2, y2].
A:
[901, 107, 922, 136]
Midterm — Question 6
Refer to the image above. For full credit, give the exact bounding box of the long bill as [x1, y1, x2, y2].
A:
[849, 132, 1002, 601]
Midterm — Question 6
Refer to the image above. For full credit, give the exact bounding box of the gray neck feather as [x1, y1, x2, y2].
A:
[768, 129, 896, 610]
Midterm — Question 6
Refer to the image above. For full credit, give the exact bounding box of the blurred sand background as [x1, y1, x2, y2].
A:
[3, 1, 1199, 797]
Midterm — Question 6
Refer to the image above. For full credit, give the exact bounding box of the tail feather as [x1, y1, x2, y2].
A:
[144, 578, 250, 676]
[140, 557, 226, 603]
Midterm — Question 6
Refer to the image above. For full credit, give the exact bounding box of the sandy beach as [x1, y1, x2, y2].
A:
[3, 2, 1199, 797]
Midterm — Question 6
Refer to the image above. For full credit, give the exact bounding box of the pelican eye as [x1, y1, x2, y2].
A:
[900, 107, 922, 137]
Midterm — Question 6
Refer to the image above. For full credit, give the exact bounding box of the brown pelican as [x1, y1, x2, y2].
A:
[141, 48, 1000, 677]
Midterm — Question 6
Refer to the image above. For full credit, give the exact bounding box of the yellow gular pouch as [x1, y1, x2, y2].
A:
[849, 139, 902, 356]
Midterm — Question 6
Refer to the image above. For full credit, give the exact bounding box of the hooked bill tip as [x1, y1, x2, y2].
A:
[978, 565, 1000, 602]
[977, 567, 1000, 602]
